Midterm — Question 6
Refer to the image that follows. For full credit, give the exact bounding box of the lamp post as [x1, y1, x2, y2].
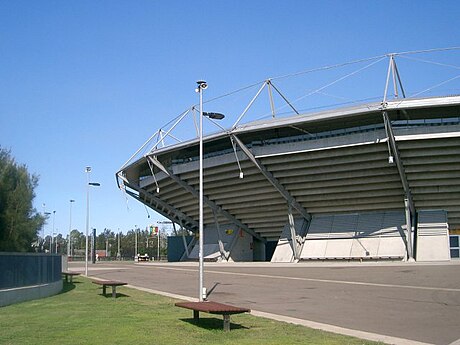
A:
[68, 199, 75, 258]
[51, 211, 56, 254]
[85, 166, 100, 276]
[55, 228, 58, 253]
[117, 229, 121, 260]
[42, 203, 46, 243]
[196, 80, 225, 301]
[44, 211, 51, 252]
[135, 225, 138, 260]
[157, 226, 160, 261]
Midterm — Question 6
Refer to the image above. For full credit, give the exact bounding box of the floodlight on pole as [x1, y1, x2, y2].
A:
[196, 80, 225, 302]
[203, 112, 225, 120]
[85, 166, 100, 276]
[42, 203, 46, 241]
[44, 211, 51, 253]
[51, 211, 56, 254]
[135, 225, 138, 259]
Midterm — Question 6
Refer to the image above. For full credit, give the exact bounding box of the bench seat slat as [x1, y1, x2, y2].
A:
[62, 271, 80, 276]
[175, 301, 250, 314]
[92, 280, 127, 287]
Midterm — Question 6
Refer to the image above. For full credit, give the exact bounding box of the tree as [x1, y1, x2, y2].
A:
[120, 230, 135, 258]
[69, 229, 85, 257]
[0, 148, 45, 252]
[70, 229, 85, 250]
[96, 228, 116, 257]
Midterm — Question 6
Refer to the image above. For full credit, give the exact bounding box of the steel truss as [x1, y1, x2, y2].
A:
[116, 48, 460, 250]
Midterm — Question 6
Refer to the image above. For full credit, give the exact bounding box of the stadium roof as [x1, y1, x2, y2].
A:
[117, 49, 460, 242]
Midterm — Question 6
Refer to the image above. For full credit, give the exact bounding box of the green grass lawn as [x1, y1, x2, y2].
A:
[0, 278, 382, 345]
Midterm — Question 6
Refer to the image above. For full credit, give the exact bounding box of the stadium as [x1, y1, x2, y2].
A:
[116, 49, 460, 263]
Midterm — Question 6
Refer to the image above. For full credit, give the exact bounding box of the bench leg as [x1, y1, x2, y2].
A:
[69, 276, 73, 284]
[193, 310, 199, 321]
[64, 275, 68, 283]
[112, 286, 117, 298]
[102, 285, 106, 296]
[223, 314, 231, 331]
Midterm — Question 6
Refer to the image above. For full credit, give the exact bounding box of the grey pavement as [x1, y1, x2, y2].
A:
[70, 261, 460, 345]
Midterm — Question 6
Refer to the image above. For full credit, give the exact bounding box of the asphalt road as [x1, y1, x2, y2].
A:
[70, 261, 460, 345]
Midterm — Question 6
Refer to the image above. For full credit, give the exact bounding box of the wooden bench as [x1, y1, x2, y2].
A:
[92, 280, 127, 298]
[175, 301, 250, 331]
[62, 271, 81, 283]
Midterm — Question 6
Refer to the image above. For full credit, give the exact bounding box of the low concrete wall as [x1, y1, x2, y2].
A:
[0, 280, 63, 307]
[0, 252, 63, 307]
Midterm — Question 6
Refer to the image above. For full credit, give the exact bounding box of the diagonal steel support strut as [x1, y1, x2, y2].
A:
[231, 134, 311, 223]
[147, 156, 265, 242]
[124, 182, 198, 231]
[382, 110, 415, 260]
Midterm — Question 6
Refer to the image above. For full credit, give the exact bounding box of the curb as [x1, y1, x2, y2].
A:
[125, 284, 433, 345]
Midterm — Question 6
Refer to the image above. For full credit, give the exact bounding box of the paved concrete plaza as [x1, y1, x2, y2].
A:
[70, 261, 460, 345]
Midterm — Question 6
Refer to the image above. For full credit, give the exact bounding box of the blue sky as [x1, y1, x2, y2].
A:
[1, 0, 459, 238]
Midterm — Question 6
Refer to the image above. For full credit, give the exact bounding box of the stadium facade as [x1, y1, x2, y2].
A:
[117, 52, 460, 263]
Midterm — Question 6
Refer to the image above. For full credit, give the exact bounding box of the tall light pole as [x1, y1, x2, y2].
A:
[51, 210, 56, 254]
[196, 80, 225, 301]
[117, 229, 121, 260]
[85, 166, 100, 276]
[68, 199, 75, 258]
[134, 225, 138, 259]
[42, 203, 46, 243]
[44, 211, 51, 252]
[55, 228, 59, 253]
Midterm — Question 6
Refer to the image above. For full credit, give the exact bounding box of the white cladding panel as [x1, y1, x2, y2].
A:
[300, 211, 406, 260]
[416, 210, 450, 261]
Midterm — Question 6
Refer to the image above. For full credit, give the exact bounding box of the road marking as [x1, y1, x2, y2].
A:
[150, 266, 460, 293]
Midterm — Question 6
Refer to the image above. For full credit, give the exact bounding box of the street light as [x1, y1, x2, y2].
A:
[134, 225, 138, 259]
[85, 166, 100, 276]
[203, 111, 225, 120]
[42, 203, 46, 241]
[68, 199, 75, 259]
[196, 80, 225, 301]
[44, 211, 51, 253]
[51, 211, 56, 254]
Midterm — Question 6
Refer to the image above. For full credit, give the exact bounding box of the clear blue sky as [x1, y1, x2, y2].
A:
[1, 0, 459, 238]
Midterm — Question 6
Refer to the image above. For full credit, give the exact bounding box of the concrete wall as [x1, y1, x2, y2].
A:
[0, 280, 63, 307]
[0, 253, 62, 307]
[227, 228, 253, 262]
